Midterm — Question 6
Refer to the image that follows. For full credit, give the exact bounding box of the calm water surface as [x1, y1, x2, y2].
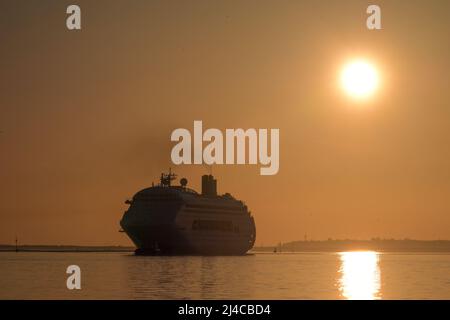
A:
[0, 251, 449, 299]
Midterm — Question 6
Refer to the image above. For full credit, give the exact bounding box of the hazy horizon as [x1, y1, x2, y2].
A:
[2, 238, 450, 248]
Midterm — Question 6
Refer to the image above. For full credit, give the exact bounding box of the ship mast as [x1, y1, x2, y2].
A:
[160, 168, 177, 187]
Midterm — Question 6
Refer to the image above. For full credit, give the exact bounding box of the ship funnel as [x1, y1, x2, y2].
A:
[201, 175, 217, 196]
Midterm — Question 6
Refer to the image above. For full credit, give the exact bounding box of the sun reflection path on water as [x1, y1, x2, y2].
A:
[338, 251, 381, 300]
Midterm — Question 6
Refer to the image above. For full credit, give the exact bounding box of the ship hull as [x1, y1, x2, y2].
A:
[122, 220, 255, 256]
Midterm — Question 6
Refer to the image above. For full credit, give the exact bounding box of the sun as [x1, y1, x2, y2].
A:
[340, 60, 379, 99]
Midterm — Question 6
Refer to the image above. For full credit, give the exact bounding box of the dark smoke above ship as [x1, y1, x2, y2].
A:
[120, 170, 256, 255]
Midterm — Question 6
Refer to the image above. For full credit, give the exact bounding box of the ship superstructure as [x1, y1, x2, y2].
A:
[120, 171, 256, 255]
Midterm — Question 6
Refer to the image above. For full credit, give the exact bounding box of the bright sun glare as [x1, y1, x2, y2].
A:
[338, 251, 381, 300]
[341, 60, 379, 99]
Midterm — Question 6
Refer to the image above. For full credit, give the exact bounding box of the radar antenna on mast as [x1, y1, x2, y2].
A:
[160, 168, 177, 187]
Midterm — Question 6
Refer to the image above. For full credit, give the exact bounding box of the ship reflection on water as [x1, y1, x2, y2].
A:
[338, 251, 381, 300]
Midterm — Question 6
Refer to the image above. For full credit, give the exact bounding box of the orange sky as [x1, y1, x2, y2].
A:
[1, 0, 449, 245]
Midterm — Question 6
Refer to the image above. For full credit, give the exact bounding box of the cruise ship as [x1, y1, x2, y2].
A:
[120, 171, 256, 255]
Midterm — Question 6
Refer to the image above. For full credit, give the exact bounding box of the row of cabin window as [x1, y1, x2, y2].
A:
[192, 220, 239, 233]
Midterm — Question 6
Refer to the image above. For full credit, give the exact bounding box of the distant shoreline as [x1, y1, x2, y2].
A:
[255, 239, 450, 253]
[0, 245, 134, 253]
[1, 240, 450, 253]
